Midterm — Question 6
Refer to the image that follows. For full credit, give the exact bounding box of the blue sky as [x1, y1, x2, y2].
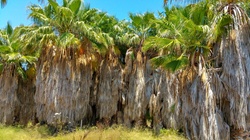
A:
[0, 0, 169, 29]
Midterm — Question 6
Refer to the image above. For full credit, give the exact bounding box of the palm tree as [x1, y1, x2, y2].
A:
[129, 12, 157, 49]
[0, 23, 40, 125]
[143, 6, 213, 71]
[0, 23, 38, 78]
[28, 0, 116, 127]
[147, 0, 250, 139]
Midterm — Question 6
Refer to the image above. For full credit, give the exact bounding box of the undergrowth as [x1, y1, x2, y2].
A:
[0, 124, 186, 140]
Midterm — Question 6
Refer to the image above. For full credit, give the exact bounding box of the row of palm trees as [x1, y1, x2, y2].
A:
[1, 0, 249, 76]
[0, 0, 249, 138]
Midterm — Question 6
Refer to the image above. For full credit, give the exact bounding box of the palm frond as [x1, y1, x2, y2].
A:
[28, 5, 50, 24]
[68, 0, 81, 14]
[19, 55, 38, 64]
[48, 0, 59, 13]
[143, 37, 176, 52]
[59, 7, 73, 18]
[59, 32, 80, 47]
[6, 22, 13, 36]
[151, 54, 188, 72]
[0, 45, 13, 53]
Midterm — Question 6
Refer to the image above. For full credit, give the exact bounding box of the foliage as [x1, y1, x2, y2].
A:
[1, 0, 250, 74]
[142, 0, 250, 72]
[0, 23, 38, 78]
[28, 0, 115, 56]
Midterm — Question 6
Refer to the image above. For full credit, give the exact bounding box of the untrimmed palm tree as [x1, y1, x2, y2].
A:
[0, 23, 38, 78]
[129, 12, 157, 49]
[143, 6, 212, 71]
[146, 0, 249, 72]
[157, 0, 250, 139]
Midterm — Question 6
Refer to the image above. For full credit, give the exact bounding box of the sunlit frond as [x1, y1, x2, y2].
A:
[59, 32, 80, 47]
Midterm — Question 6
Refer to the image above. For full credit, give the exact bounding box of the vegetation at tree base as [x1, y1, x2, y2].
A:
[1, 0, 250, 139]
[0, 124, 186, 140]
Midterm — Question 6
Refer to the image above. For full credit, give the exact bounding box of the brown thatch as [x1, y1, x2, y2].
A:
[0, 64, 36, 125]
[35, 46, 92, 126]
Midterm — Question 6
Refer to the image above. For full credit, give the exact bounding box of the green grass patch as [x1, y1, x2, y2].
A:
[0, 124, 186, 140]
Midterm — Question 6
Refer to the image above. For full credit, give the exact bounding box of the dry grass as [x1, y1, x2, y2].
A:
[0, 124, 186, 140]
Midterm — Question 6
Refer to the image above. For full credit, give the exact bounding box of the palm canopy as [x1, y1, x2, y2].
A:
[0, 23, 38, 78]
[128, 12, 157, 48]
[143, 1, 238, 72]
[28, 0, 114, 55]
[143, 7, 208, 71]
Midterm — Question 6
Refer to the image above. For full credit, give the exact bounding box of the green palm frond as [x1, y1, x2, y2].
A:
[5, 52, 21, 62]
[59, 32, 80, 47]
[17, 66, 27, 79]
[209, 14, 232, 44]
[48, 0, 59, 13]
[19, 55, 38, 64]
[151, 55, 188, 72]
[143, 37, 177, 52]
[59, 7, 73, 18]
[28, 5, 50, 24]
[0, 30, 10, 45]
[101, 33, 114, 48]
[13, 26, 55, 53]
[68, 0, 81, 14]
[0, 45, 13, 53]
[6, 22, 13, 37]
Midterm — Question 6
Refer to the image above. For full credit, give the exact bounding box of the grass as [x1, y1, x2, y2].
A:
[0, 124, 186, 140]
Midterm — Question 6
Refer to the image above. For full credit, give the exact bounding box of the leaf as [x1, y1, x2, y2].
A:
[150, 55, 169, 67]
[19, 56, 38, 64]
[59, 7, 73, 18]
[0, 45, 12, 53]
[163, 56, 188, 72]
[143, 37, 175, 52]
[6, 52, 21, 62]
[129, 13, 142, 28]
[219, 15, 232, 27]
[6, 22, 13, 36]
[17, 66, 27, 80]
[151, 55, 188, 72]
[59, 32, 79, 47]
[68, 0, 81, 14]
[48, 0, 59, 13]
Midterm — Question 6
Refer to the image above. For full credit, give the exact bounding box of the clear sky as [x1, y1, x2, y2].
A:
[0, 0, 168, 29]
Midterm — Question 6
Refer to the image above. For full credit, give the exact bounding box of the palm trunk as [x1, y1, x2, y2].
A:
[213, 24, 250, 138]
[122, 49, 153, 127]
[95, 51, 122, 126]
[0, 64, 36, 125]
[35, 46, 92, 126]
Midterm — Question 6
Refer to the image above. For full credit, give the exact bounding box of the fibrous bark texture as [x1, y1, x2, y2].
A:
[35, 46, 92, 125]
[1, 24, 249, 140]
[0, 64, 19, 124]
[123, 50, 150, 127]
[0, 64, 35, 125]
[96, 52, 122, 125]
[213, 24, 250, 138]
